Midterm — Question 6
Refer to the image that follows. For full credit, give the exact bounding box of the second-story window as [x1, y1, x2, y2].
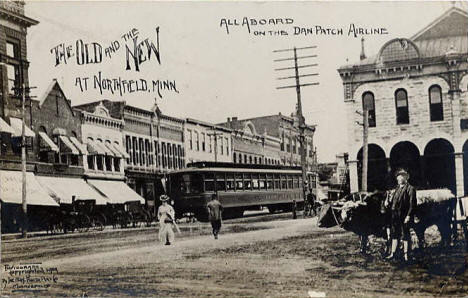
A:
[187, 129, 193, 150]
[6, 40, 20, 95]
[195, 131, 199, 151]
[395, 88, 409, 124]
[362, 92, 376, 127]
[429, 85, 443, 121]
[201, 132, 206, 151]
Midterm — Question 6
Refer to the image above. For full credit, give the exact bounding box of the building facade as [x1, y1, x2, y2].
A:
[185, 118, 232, 164]
[219, 113, 317, 170]
[338, 7, 468, 195]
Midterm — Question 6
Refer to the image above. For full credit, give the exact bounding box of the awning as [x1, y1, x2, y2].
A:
[69, 136, 88, 155]
[59, 135, 79, 155]
[96, 141, 114, 157]
[87, 179, 145, 204]
[36, 176, 109, 205]
[113, 144, 130, 159]
[38, 132, 59, 152]
[105, 142, 122, 158]
[0, 117, 15, 134]
[0, 171, 59, 206]
[9, 117, 35, 137]
[87, 139, 106, 155]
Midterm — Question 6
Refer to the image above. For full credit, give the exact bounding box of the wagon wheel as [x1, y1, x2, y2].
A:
[77, 214, 91, 233]
[131, 213, 141, 228]
[92, 218, 105, 231]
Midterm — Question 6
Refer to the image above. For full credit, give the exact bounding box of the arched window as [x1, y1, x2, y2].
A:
[362, 92, 376, 127]
[395, 89, 409, 124]
[429, 85, 443, 121]
[233, 152, 237, 163]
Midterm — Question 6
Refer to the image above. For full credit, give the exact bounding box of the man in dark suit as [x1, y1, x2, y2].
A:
[207, 194, 223, 239]
[385, 169, 417, 261]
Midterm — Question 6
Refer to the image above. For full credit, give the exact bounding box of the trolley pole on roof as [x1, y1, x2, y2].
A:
[274, 46, 319, 204]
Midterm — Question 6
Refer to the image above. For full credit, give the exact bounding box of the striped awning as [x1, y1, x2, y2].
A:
[105, 142, 122, 158]
[36, 176, 109, 205]
[0, 171, 59, 206]
[69, 136, 88, 155]
[59, 135, 79, 155]
[95, 141, 114, 157]
[113, 144, 130, 159]
[9, 117, 35, 137]
[38, 132, 59, 152]
[87, 139, 106, 155]
[87, 179, 145, 204]
[0, 117, 15, 134]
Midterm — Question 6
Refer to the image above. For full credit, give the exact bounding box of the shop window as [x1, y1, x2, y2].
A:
[429, 85, 443, 121]
[395, 88, 409, 124]
[362, 92, 376, 127]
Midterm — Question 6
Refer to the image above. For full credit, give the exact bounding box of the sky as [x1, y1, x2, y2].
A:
[23, 0, 460, 162]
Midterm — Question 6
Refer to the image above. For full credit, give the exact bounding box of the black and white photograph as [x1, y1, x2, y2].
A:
[1, 0, 468, 296]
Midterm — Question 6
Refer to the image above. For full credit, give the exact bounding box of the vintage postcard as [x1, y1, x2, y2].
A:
[1, 0, 467, 297]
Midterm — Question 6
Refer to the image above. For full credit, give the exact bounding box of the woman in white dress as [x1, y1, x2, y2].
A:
[157, 195, 175, 245]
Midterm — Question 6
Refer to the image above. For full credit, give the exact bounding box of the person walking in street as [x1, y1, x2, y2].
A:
[157, 195, 176, 245]
[385, 169, 417, 262]
[207, 194, 223, 239]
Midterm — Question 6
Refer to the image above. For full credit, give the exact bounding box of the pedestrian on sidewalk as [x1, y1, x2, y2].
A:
[157, 195, 176, 245]
[207, 194, 223, 239]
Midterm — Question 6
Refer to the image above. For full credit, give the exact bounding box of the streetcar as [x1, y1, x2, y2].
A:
[166, 162, 316, 221]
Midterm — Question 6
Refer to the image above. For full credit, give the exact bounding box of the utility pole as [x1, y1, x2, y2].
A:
[12, 58, 36, 238]
[274, 46, 319, 203]
[355, 109, 368, 192]
[362, 110, 369, 193]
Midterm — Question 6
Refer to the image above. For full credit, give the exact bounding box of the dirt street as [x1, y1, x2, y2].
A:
[2, 216, 467, 297]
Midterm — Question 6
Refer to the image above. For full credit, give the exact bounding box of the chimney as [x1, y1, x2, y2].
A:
[360, 37, 366, 61]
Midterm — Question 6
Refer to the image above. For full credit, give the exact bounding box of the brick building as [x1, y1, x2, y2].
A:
[219, 112, 317, 170]
[0, 1, 59, 232]
[74, 101, 185, 206]
[338, 7, 468, 195]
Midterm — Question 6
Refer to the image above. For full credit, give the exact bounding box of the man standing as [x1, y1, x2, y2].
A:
[385, 169, 417, 262]
[207, 194, 223, 239]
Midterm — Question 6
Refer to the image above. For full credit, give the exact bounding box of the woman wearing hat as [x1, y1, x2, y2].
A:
[157, 195, 176, 245]
[385, 169, 417, 261]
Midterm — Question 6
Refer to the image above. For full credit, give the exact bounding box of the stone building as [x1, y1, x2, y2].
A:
[185, 118, 232, 164]
[338, 7, 468, 195]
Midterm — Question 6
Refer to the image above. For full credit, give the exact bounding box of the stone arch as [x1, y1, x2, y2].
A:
[357, 143, 387, 191]
[424, 138, 455, 193]
[389, 141, 422, 188]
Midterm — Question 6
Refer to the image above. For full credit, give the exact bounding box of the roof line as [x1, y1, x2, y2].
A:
[411, 7, 468, 41]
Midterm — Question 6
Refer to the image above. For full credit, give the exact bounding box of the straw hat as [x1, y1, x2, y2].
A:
[160, 194, 170, 202]
[394, 169, 409, 178]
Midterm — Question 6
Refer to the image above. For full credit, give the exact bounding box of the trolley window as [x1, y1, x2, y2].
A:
[288, 175, 294, 189]
[226, 173, 235, 191]
[235, 173, 244, 190]
[173, 173, 203, 194]
[204, 173, 215, 192]
[259, 173, 267, 190]
[281, 174, 287, 189]
[244, 173, 252, 190]
[216, 173, 226, 191]
[274, 174, 280, 189]
[266, 173, 273, 190]
[252, 173, 259, 190]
